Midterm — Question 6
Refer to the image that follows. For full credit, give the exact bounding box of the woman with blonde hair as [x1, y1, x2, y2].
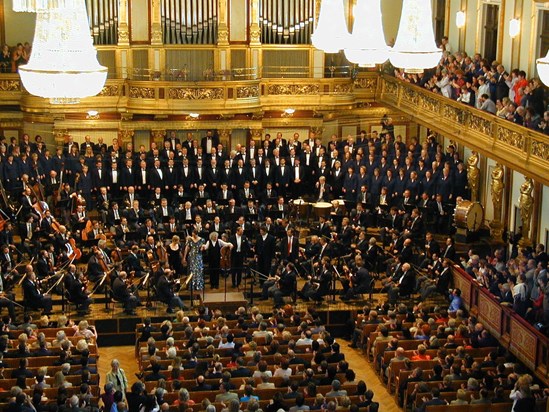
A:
[53, 370, 72, 388]
[74, 320, 97, 342]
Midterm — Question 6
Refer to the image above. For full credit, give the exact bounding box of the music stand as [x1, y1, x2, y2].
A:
[184, 273, 194, 307]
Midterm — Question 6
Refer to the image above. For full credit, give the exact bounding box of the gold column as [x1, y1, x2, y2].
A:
[117, 0, 130, 46]
[458, 0, 467, 51]
[489, 163, 505, 243]
[151, 0, 162, 45]
[218, 129, 231, 147]
[118, 129, 135, 148]
[467, 151, 480, 202]
[518, 176, 534, 248]
[249, 0, 261, 45]
[218, 0, 229, 46]
[510, 0, 523, 70]
[151, 129, 166, 146]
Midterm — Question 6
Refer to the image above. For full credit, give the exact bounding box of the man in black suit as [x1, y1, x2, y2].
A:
[380, 207, 403, 247]
[156, 269, 186, 313]
[68, 271, 92, 314]
[165, 131, 180, 150]
[125, 245, 143, 278]
[387, 263, 416, 303]
[340, 255, 372, 301]
[255, 226, 276, 279]
[230, 358, 252, 378]
[201, 130, 219, 154]
[280, 228, 299, 263]
[112, 271, 140, 315]
[22, 270, 52, 315]
[230, 226, 249, 288]
[441, 236, 457, 261]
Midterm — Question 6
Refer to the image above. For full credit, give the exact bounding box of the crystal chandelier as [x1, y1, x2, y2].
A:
[16, 0, 107, 104]
[537, 52, 549, 86]
[312, 0, 349, 54]
[389, 0, 442, 73]
[344, 0, 389, 67]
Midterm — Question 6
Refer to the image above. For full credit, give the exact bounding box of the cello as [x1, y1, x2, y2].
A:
[220, 245, 232, 270]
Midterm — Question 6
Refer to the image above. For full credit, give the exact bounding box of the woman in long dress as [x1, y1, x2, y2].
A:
[182, 230, 206, 291]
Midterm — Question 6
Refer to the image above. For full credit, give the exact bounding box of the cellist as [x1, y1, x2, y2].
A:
[202, 231, 232, 290]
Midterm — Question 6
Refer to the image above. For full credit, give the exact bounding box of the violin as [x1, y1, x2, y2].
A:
[220, 245, 231, 270]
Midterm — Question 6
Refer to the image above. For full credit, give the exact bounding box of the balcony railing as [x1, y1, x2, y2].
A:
[453, 265, 549, 386]
[379, 75, 549, 187]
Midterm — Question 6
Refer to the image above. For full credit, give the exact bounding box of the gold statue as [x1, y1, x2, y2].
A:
[467, 151, 480, 202]
[490, 163, 504, 222]
[518, 177, 534, 247]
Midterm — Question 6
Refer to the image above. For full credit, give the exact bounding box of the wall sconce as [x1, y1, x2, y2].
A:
[455, 11, 466, 29]
[509, 18, 520, 38]
[281, 108, 295, 118]
[86, 110, 99, 120]
[186, 112, 200, 120]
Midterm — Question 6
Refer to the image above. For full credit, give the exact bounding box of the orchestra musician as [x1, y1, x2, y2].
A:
[299, 256, 332, 302]
[22, 269, 53, 315]
[230, 226, 249, 288]
[156, 269, 187, 313]
[340, 255, 372, 301]
[260, 261, 297, 307]
[67, 271, 92, 315]
[202, 231, 233, 290]
[112, 271, 140, 316]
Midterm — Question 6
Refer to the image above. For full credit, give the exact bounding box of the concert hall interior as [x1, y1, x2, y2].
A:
[1, 0, 549, 411]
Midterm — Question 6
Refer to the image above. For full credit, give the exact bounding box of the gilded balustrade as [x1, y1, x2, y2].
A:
[379, 75, 549, 187]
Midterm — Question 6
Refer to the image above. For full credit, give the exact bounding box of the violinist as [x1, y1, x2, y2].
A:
[21, 187, 40, 221]
[20, 215, 39, 257]
[114, 217, 131, 246]
[64, 264, 78, 291]
[0, 244, 15, 274]
[125, 245, 143, 278]
[0, 222, 14, 247]
[87, 249, 105, 283]
[112, 271, 140, 316]
[71, 204, 88, 233]
[156, 269, 186, 313]
[67, 271, 92, 315]
[0, 272, 17, 321]
[202, 231, 233, 290]
[36, 249, 55, 280]
[261, 262, 297, 308]
[22, 270, 53, 316]
[39, 209, 57, 239]
[340, 255, 372, 301]
[299, 256, 332, 302]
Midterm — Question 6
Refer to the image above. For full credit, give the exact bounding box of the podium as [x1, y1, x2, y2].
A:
[201, 292, 247, 312]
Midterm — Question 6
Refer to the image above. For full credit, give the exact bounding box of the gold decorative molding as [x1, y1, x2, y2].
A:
[531, 139, 549, 161]
[496, 127, 524, 150]
[250, 128, 263, 141]
[129, 87, 155, 99]
[236, 86, 259, 99]
[333, 84, 352, 94]
[98, 84, 120, 96]
[118, 129, 134, 147]
[469, 114, 492, 136]
[168, 87, 225, 100]
[0, 79, 20, 91]
[267, 84, 320, 95]
[442, 105, 465, 124]
[353, 76, 377, 91]
[150, 129, 166, 144]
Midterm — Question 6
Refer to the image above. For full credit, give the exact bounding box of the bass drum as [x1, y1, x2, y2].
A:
[454, 200, 484, 232]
